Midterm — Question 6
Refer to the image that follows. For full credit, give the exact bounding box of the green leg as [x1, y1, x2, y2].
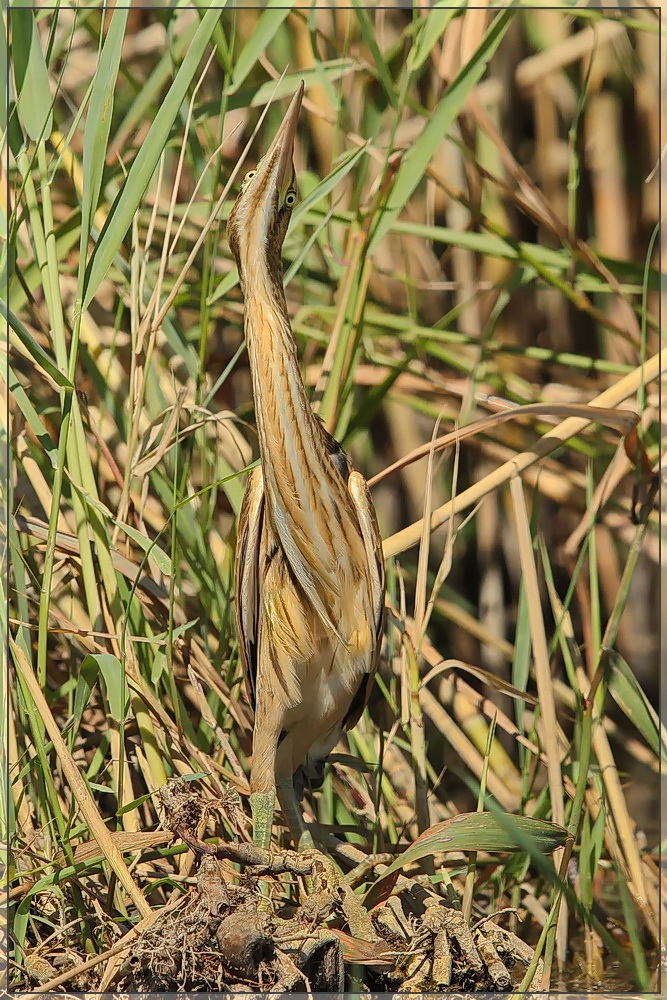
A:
[277, 778, 317, 894]
[249, 790, 275, 850]
[277, 779, 316, 851]
[297, 827, 316, 851]
[250, 791, 275, 910]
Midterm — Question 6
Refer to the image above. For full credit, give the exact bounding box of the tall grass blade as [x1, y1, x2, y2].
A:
[369, 8, 514, 253]
[82, 7, 222, 309]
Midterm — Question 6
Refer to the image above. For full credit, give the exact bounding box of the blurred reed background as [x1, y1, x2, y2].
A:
[6, 2, 663, 991]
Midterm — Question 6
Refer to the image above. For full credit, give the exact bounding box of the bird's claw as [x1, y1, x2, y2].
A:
[298, 849, 380, 943]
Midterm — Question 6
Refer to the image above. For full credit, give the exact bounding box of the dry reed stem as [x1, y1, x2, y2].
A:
[384, 349, 665, 557]
[11, 638, 152, 919]
[509, 477, 567, 965]
[516, 20, 627, 91]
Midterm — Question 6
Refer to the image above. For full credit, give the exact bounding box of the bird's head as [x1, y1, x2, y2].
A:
[227, 82, 304, 286]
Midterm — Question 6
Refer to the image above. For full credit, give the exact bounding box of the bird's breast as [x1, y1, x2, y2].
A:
[261, 543, 375, 707]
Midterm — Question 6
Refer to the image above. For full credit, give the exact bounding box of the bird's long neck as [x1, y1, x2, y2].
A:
[243, 272, 354, 573]
[245, 278, 327, 477]
[239, 249, 369, 644]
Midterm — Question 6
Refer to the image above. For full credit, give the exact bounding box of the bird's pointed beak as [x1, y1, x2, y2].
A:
[261, 81, 304, 199]
[227, 82, 305, 271]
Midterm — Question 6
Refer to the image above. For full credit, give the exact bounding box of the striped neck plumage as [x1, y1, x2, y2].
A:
[242, 268, 361, 635]
[243, 270, 331, 502]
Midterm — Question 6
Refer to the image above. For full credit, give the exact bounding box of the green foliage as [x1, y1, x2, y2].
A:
[7, 3, 660, 992]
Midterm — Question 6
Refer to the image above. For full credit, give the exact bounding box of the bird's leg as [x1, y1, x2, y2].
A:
[249, 784, 277, 909]
[250, 712, 282, 913]
[249, 698, 283, 851]
[276, 775, 373, 935]
[275, 767, 376, 940]
[249, 790, 276, 851]
[277, 777, 316, 851]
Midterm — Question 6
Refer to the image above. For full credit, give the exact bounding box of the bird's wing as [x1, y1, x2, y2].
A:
[342, 470, 386, 731]
[234, 464, 265, 709]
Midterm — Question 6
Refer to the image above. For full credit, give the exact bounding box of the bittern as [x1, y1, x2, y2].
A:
[228, 82, 385, 851]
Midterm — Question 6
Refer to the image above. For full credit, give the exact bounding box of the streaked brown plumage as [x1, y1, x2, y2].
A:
[228, 82, 385, 849]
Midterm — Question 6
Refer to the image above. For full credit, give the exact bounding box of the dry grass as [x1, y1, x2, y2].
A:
[5, 3, 663, 993]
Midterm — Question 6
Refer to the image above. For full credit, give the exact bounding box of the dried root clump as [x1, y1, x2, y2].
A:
[114, 854, 344, 993]
[375, 896, 542, 992]
[112, 779, 541, 993]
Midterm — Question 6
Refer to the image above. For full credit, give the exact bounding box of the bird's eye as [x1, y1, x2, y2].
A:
[244, 169, 257, 183]
[284, 189, 297, 207]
